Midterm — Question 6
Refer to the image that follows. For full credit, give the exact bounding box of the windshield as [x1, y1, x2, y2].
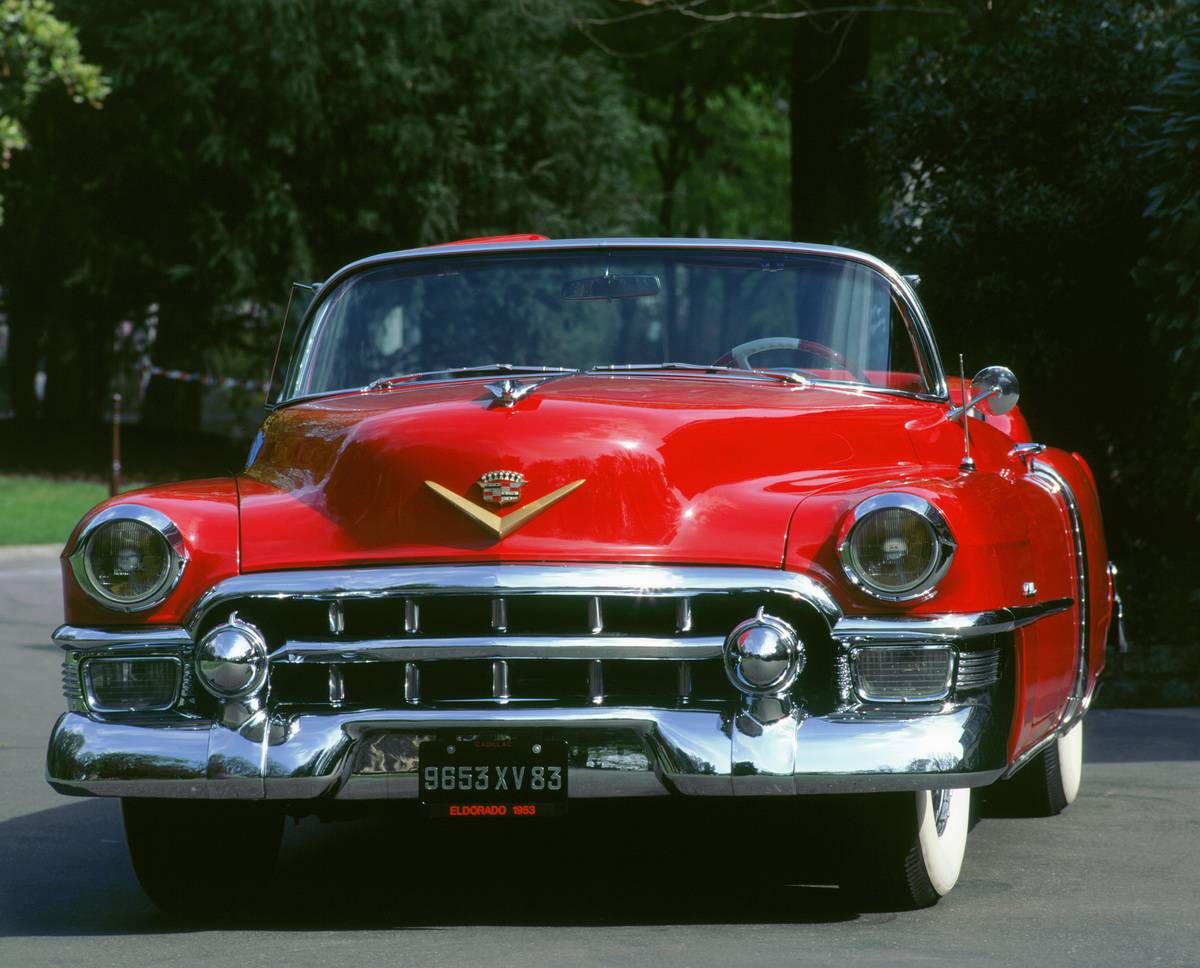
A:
[280, 248, 933, 401]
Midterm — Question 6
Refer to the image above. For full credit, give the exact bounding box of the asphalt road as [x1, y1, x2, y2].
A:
[1, 547, 1197, 967]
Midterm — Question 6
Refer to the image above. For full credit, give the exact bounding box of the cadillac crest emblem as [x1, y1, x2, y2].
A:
[477, 470, 527, 506]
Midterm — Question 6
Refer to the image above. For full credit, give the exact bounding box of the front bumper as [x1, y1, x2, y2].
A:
[49, 564, 1069, 803]
[47, 699, 1006, 800]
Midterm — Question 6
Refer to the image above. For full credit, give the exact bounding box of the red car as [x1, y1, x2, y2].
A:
[47, 237, 1119, 911]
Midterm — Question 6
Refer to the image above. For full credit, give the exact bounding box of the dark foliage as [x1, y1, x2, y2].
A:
[0, 0, 648, 426]
[856, 0, 1197, 701]
[0, 0, 1196, 701]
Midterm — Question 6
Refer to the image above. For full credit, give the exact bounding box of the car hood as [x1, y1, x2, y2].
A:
[238, 375, 930, 572]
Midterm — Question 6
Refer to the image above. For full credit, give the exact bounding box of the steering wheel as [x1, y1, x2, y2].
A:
[715, 337, 867, 382]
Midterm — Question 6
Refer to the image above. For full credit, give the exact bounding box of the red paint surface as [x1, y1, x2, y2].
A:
[239, 375, 930, 572]
[61, 479, 240, 627]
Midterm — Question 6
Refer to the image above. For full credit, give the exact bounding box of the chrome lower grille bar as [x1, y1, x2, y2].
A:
[270, 635, 725, 664]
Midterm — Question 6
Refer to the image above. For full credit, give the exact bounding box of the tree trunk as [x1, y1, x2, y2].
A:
[140, 297, 205, 433]
[790, 10, 872, 242]
[42, 303, 113, 428]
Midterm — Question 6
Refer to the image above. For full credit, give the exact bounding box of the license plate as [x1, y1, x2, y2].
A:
[418, 739, 568, 818]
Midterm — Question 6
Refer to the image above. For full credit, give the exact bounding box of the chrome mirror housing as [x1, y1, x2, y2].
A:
[971, 365, 1019, 416]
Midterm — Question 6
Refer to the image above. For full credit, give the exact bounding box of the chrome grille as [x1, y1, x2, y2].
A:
[61, 654, 84, 706]
[213, 586, 830, 709]
[955, 648, 1001, 691]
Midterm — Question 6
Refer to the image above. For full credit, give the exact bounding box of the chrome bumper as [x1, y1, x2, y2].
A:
[47, 699, 1006, 801]
[49, 564, 1064, 803]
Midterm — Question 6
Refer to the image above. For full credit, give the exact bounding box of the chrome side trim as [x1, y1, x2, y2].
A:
[831, 598, 1071, 642]
[1000, 730, 1057, 781]
[187, 564, 843, 633]
[52, 625, 193, 651]
[1009, 442, 1046, 469]
[1028, 460, 1090, 726]
[270, 635, 725, 664]
[66, 504, 188, 613]
[1107, 561, 1129, 654]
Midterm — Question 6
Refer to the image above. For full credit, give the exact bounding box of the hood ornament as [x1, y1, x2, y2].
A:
[425, 474, 586, 540]
[478, 470, 526, 506]
[483, 371, 577, 408]
[484, 379, 537, 408]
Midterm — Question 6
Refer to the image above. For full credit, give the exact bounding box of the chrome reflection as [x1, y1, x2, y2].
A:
[48, 696, 1008, 801]
[186, 563, 842, 633]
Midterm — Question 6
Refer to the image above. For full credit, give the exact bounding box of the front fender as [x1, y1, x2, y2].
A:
[61, 478, 240, 627]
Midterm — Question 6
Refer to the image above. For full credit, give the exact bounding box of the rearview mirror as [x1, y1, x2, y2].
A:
[970, 365, 1019, 416]
[561, 273, 661, 301]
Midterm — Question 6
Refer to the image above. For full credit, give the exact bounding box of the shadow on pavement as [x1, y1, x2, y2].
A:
[0, 799, 864, 936]
[6, 708, 1194, 936]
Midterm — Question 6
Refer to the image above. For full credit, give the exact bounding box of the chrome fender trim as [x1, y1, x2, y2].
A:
[831, 598, 1072, 643]
[1027, 460, 1091, 726]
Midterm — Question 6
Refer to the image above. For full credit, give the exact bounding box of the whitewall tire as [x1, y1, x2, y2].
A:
[915, 787, 971, 898]
[1056, 718, 1084, 807]
[839, 787, 972, 909]
[998, 718, 1085, 817]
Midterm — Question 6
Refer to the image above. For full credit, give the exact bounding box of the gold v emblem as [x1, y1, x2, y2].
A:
[425, 478, 586, 539]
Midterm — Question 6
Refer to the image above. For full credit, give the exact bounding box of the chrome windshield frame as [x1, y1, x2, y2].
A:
[273, 238, 950, 408]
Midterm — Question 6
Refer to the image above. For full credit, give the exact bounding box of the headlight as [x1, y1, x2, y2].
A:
[839, 493, 955, 601]
[69, 505, 186, 610]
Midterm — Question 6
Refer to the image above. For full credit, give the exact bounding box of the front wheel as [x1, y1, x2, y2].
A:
[1000, 718, 1084, 817]
[838, 787, 971, 910]
[122, 798, 283, 916]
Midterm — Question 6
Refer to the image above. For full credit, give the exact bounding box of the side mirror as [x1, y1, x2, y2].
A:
[970, 365, 1019, 416]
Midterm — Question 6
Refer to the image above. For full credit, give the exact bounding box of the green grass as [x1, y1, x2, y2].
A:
[0, 475, 132, 546]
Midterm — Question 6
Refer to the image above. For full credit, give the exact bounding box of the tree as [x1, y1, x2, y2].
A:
[581, 1, 960, 241]
[583, 1, 787, 235]
[0, 0, 107, 221]
[1139, 1, 1200, 507]
[0, 0, 649, 428]
[857, 0, 1188, 660]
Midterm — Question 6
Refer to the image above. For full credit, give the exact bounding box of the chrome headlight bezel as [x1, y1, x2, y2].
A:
[838, 493, 956, 603]
[68, 504, 187, 611]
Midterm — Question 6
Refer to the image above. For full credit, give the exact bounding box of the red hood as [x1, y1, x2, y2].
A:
[238, 374, 933, 572]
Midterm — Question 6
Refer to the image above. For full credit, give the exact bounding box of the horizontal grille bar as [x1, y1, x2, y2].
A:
[270, 655, 729, 706]
[271, 635, 725, 664]
[188, 563, 841, 633]
[955, 649, 1001, 690]
[61, 656, 83, 704]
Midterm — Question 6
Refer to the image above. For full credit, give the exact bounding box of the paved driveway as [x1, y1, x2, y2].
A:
[1, 549, 1197, 966]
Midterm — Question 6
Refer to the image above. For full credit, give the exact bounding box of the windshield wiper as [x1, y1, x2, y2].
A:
[589, 362, 808, 386]
[363, 363, 578, 392]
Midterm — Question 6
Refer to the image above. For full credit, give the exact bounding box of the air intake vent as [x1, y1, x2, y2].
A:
[955, 648, 1001, 691]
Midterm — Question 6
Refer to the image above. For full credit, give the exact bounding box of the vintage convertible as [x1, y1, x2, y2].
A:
[47, 236, 1118, 911]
